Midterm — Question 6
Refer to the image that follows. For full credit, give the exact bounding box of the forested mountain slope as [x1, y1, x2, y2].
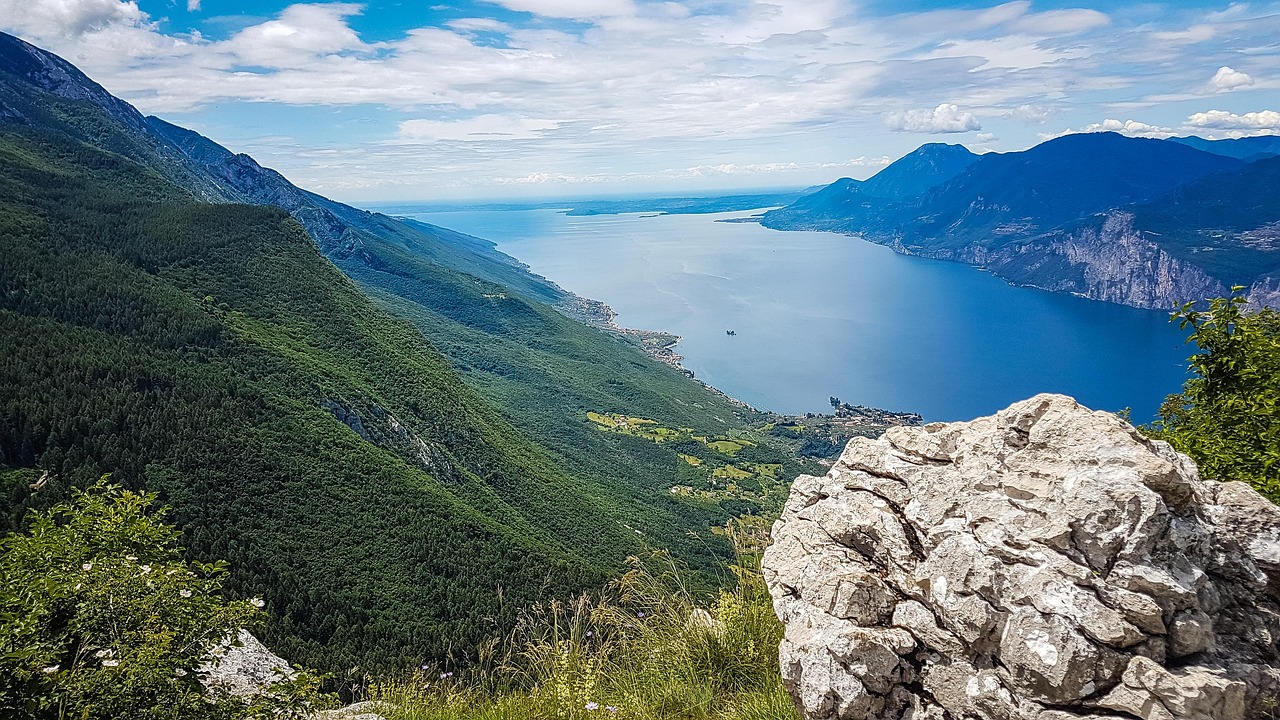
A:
[0, 124, 624, 673]
[0, 32, 829, 676]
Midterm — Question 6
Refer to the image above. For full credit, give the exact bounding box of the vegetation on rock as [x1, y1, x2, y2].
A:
[1147, 291, 1280, 501]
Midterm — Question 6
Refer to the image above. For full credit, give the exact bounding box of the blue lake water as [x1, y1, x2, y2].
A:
[410, 207, 1192, 423]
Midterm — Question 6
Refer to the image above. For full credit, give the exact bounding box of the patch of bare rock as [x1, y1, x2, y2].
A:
[200, 629, 389, 719]
[762, 393, 1280, 720]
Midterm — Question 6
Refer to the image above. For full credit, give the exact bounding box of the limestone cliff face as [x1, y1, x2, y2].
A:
[980, 212, 1230, 309]
[762, 394, 1280, 720]
[770, 210, 1277, 310]
[882, 212, 1248, 309]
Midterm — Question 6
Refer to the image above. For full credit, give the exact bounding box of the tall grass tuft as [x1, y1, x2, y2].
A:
[371, 532, 797, 720]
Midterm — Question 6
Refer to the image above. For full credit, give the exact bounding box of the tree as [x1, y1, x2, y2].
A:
[1146, 291, 1280, 502]
[0, 479, 327, 719]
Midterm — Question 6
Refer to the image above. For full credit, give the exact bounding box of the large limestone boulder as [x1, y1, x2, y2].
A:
[762, 394, 1280, 720]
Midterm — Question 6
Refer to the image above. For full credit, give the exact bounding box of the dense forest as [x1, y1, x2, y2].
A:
[0, 32, 833, 677]
[0, 124, 642, 672]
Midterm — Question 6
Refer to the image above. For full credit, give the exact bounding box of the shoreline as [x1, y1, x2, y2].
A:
[553, 292, 922, 429]
[554, 293, 762, 410]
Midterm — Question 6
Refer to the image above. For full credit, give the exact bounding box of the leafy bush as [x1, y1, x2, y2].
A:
[1147, 292, 1280, 501]
[0, 480, 326, 719]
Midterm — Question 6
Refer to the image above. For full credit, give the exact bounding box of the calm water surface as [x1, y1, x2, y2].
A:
[411, 208, 1191, 422]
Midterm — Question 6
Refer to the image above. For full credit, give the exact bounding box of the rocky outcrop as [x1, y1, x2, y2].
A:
[978, 212, 1230, 309]
[200, 630, 297, 698]
[762, 394, 1280, 720]
[200, 631, 388, 719]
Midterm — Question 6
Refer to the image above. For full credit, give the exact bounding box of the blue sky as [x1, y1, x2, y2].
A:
[2, 0, 1278, 202]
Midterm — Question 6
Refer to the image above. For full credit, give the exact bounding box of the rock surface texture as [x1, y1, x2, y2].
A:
[200, 630, 296, 698]
[200, 630, 388, 719]
[762, 394, 1280, 720]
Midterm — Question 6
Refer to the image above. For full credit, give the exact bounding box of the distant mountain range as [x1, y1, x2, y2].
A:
[762, 132, 1280, 309]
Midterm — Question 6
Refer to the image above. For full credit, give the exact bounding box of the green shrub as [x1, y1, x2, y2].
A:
[1147, 291, 1280, 501]
[372, 542, 798, 720]
[0, 480, 327, 719]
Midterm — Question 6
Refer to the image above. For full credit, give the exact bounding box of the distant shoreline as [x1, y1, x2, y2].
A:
[552, 291, 922, 429]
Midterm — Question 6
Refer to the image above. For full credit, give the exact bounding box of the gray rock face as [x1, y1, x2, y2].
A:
[200, 630, 388, 719]
[200, 630, 297, 698]
[762, 394, 1280, 720]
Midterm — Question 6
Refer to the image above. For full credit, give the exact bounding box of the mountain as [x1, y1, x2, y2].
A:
[1171, 134, 1280, 162]
[857, 142, 978, 199]
[0, 31, 829, 676]
[775, 144, 977, 227]
[0, 120, 612, 673]
[990, 154, 1280, 307]
[763, 132, 1278, 308]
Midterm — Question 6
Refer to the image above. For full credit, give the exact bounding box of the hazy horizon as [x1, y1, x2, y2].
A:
[4, 0, 1278, 203]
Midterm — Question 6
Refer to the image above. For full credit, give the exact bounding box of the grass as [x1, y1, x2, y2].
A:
[366, 531, 797, 720]
[584, 414, 791, 515]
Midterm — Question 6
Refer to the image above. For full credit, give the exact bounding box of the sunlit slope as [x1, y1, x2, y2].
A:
[0, 125, 636, 673]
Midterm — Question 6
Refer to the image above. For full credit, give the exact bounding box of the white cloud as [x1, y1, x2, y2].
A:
[1080, 118, 1175, 138]
[1008, 8, 1108, 35]
[886, 104, 981, 134]
[398, 115, 560, 142]
[480, 0, 635, 20]
[1037, 118, 1176, 141]
[446, 18, 512, 33]
[1209, 66, 1254, 91]
[186, 0, 200, 11]
[1186, 109, 1280, 131]
[5, 0, 1279, 199]
[225, 4, 366, 68]
[1007, 104, 1049, 124]
[0, 0, 145, 36]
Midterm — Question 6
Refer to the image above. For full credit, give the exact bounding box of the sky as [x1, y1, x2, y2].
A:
[2, 0, 1278, 202]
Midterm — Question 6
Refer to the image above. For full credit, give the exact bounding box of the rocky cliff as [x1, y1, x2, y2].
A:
[762, 394, 1280, 720]
[762, 134, 1280, 311]
[963, 212, 1232, 309]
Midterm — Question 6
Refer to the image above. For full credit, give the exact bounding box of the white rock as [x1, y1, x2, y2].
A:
[762, 394, 1280, 720]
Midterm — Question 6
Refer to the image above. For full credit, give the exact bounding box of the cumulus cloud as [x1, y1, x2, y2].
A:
[0, 0, 145, 36]
[225, 4, 366, 68]
[1041, 118, 1174, 140]
[1209, 66, 1254, 91]
[1186, 109, 1280, 131]
[398, 115, 560, 142]
[187, 0, 200, 11]
[886, 104, 981, 134]
[1080, 118, 1175, 138]
[1007, 104, 1049, 124]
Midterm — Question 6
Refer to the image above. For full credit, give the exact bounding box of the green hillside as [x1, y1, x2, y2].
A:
[0, 32, 836, 679]
[0, 124, 639, 673]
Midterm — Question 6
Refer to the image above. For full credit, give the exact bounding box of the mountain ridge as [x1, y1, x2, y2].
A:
[762, 131, 1279, 309]
[0, 30, 837, 678]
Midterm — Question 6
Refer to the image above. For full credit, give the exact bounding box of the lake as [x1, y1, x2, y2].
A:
[409, 207, 1192, 422]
